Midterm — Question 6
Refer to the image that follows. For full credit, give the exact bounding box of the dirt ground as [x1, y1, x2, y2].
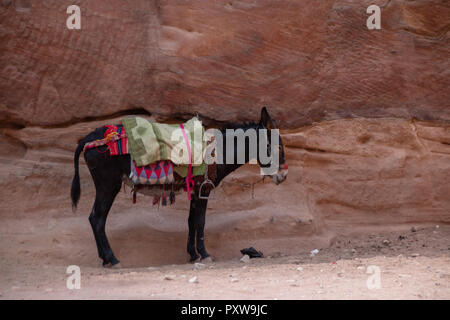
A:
[1, 219, 449, 300]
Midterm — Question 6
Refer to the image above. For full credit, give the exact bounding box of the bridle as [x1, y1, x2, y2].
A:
[197, 116, 288, 200]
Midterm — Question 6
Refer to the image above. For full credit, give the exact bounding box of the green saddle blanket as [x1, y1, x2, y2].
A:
[122, 116, 206, 178]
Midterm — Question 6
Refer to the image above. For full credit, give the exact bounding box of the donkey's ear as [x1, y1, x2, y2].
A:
[260, 107, 275, 130]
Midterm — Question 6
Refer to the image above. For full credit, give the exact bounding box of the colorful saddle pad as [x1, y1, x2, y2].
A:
[130, 160, 174, 185]
[105, 125, 128, 156]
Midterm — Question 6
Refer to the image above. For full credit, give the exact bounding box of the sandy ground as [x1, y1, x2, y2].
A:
[1, 220, 449, 300]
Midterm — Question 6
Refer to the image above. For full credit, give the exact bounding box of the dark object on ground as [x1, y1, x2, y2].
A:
[240, 247, 264, 258]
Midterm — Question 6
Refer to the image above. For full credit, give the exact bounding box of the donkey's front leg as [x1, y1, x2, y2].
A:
[194, 197, 211, 261]
[187, 200, 200, 262]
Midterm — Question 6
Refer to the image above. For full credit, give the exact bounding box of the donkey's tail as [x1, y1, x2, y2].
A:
[71, 140, 87, 212]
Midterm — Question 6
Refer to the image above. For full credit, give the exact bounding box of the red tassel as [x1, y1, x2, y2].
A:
[153, 194, 160, 206]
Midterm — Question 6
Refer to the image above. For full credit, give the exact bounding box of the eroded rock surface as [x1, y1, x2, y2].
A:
[0, 0, 448, 127]
[0, 1, 449, 248]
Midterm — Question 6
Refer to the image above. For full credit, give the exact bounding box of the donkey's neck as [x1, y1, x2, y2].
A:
[215, 122, 261, 185]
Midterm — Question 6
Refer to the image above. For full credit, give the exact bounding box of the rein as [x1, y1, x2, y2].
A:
[229, 176, 266, 199]
[229, 164, 288, 199]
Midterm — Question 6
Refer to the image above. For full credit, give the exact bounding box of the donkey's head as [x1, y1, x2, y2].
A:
[258, 107, 288, 185]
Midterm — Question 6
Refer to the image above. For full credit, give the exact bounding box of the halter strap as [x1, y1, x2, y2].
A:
[180, 124, 194, 200]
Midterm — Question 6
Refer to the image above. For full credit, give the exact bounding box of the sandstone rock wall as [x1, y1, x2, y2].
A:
[1, 0, 449, 127]
[0, 0, 449, 232]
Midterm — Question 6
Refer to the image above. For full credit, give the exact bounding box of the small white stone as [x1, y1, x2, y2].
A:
[297, 266, 304, 271]
[240, 255, 250, 263]
[201, 256, 214, 263]
[164, 274, 176, 280]
[189, 276, 198, 283]
[286, 279, 296, 283]
[230, 278, 239, 283]
[194, 263, 206, 270]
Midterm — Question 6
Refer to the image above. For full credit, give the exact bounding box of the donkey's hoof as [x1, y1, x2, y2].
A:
[201, 256, 213, 264]
[103, 261, 121, 269]
[111, 263, 122, 269]
[189, 253, 200, 263]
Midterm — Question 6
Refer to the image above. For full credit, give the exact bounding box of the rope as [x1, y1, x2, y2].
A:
[230, 176, 266, 199]
[95, 145, 110, 154]
[83, 131, 126, 152]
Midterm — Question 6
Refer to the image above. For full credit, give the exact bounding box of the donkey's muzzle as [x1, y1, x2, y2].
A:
[272, 163, 288, 185]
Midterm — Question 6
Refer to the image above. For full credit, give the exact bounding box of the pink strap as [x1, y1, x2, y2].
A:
[180, 124, 194, 200]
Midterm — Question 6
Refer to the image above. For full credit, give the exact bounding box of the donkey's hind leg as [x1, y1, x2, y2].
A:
[89, 180, 122, 267]
[86, 153, 124, 268]
[89, 206, 104, 260]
